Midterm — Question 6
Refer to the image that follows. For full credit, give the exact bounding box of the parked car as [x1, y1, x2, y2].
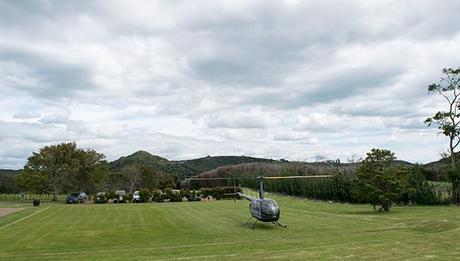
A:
[67, 192, 86, 204]
[113, 190, 126, 203]
[79, 191, 87, 200]
[133, 191, 140, 203]
[94, 192, 108, 204]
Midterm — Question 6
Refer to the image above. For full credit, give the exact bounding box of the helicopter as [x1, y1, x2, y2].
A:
[187, 175, 332, 229]
[238, 176, 285, 229]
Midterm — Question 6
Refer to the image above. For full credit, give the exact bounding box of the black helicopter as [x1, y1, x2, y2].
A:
[188, 175, 332, 229]
[238, 176, 285, 229]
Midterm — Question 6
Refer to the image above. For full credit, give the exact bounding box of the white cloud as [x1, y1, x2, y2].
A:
[0, 0, 459, 168]
[206, 112, 273, 129]
[12, 112, 41, 119]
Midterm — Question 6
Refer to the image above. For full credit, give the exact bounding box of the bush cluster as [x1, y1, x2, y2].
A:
[200, 186, 242, 200]
[238, 173, 356, 202]
[138, 189, 151, 203]
[102, 188, 238, 203]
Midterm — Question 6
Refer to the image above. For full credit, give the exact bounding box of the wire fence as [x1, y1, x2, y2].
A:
[0, 193, 67, 202]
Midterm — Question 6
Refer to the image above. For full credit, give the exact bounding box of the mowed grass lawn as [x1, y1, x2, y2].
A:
[1, 193, 460, 260]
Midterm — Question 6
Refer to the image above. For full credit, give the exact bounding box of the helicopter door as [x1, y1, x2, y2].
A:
[249, 202, 262, 219]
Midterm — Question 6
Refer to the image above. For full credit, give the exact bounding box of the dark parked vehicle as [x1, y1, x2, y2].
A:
[94, 192, 108, 204]
[67, 192, 86, 204]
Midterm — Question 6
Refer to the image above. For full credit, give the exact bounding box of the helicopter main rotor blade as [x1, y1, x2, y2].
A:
[264, 175, 333, 179]
[184, 177, 255, 180]
[186, 177, 230, 180]
[184, 175, 333, 181]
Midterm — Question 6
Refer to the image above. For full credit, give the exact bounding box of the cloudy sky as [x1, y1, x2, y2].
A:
[1, 0, 460, 169]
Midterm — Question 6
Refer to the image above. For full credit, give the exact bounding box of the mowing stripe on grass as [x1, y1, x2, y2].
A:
[154, 232, 459, 260]
[0, 207, 50, 230]
[0, 239, 268, 258]
[4, 232, 450, 260]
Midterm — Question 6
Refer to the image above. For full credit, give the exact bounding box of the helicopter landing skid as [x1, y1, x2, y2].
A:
[243, 217, 253, 226]
[250, 220, 258, 229]
[243, 217, 258, 229]
[272, 221, 287, 228]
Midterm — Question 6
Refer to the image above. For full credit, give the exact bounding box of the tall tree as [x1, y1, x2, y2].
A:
[425, 68, 460, 204]
[354, 148, 409, 211]
[138, 165, 168, 189]
[121, 164, 142, 193]
[69, 149, 109, 193]
[17, 142, 107, 200]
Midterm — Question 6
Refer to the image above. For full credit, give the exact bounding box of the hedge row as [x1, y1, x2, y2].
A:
[201, 186, 242, 200]
[235, 173, 356, 202]
[196, 164, 450, 205]
[106, 187, 242, 203]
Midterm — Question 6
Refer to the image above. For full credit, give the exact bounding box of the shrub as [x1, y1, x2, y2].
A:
[200, 187, 213, 199]
[139, 189, 151, 203]
[125, 192, 133, 203]
[180, 189, 189, 199]
[186, 190, 201, 201]
[354, 149, 410, 211]
[151, 190, 163, 202]
[170, 191, 182, 202]
[162, 188, 181, 202]
[399, 166, 438, 205]
[169, 194, 181, 202]
[94, 192, 108, 204]
[162, 188, 173, 201]
[107, 191, 116, 200]
[200, 187, 241, 200]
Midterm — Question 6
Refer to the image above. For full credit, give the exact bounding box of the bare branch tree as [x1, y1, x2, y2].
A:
[425, 67, 460, 204]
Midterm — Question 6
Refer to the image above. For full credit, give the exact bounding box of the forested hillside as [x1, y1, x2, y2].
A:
[422, 152, 460, 181]
[109, 150, 276, 177]
[0, 169, 20, 193]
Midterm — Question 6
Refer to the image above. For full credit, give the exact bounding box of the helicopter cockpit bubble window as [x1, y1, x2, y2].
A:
[261, 199, 278, 213]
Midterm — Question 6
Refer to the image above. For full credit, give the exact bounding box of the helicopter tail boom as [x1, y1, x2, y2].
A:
[237, 192, 256, 202]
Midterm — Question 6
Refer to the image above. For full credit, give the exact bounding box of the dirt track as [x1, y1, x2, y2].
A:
[0, 208, 24, 218]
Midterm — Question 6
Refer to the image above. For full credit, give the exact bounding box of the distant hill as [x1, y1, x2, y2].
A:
[392, 160, 414, 166]
[0, 169, 20, 175]
[178, 155, 277, 175]
[109, 151, 170, 171]
[109, 151, 276, 177]
[424, 152, 460, 167]
[421, 153, 460, 181]
[0, 169, 20, 193]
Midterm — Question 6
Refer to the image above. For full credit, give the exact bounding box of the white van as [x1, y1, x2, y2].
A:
[133, 191, 140, 203]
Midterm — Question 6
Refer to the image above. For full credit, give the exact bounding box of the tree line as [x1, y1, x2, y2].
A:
[7, 143, 455, 211]
[13, 142, 176, 200]
[195, 149, 448, 211]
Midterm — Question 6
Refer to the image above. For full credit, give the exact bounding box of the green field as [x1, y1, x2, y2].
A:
[1, 193, 459, 260]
